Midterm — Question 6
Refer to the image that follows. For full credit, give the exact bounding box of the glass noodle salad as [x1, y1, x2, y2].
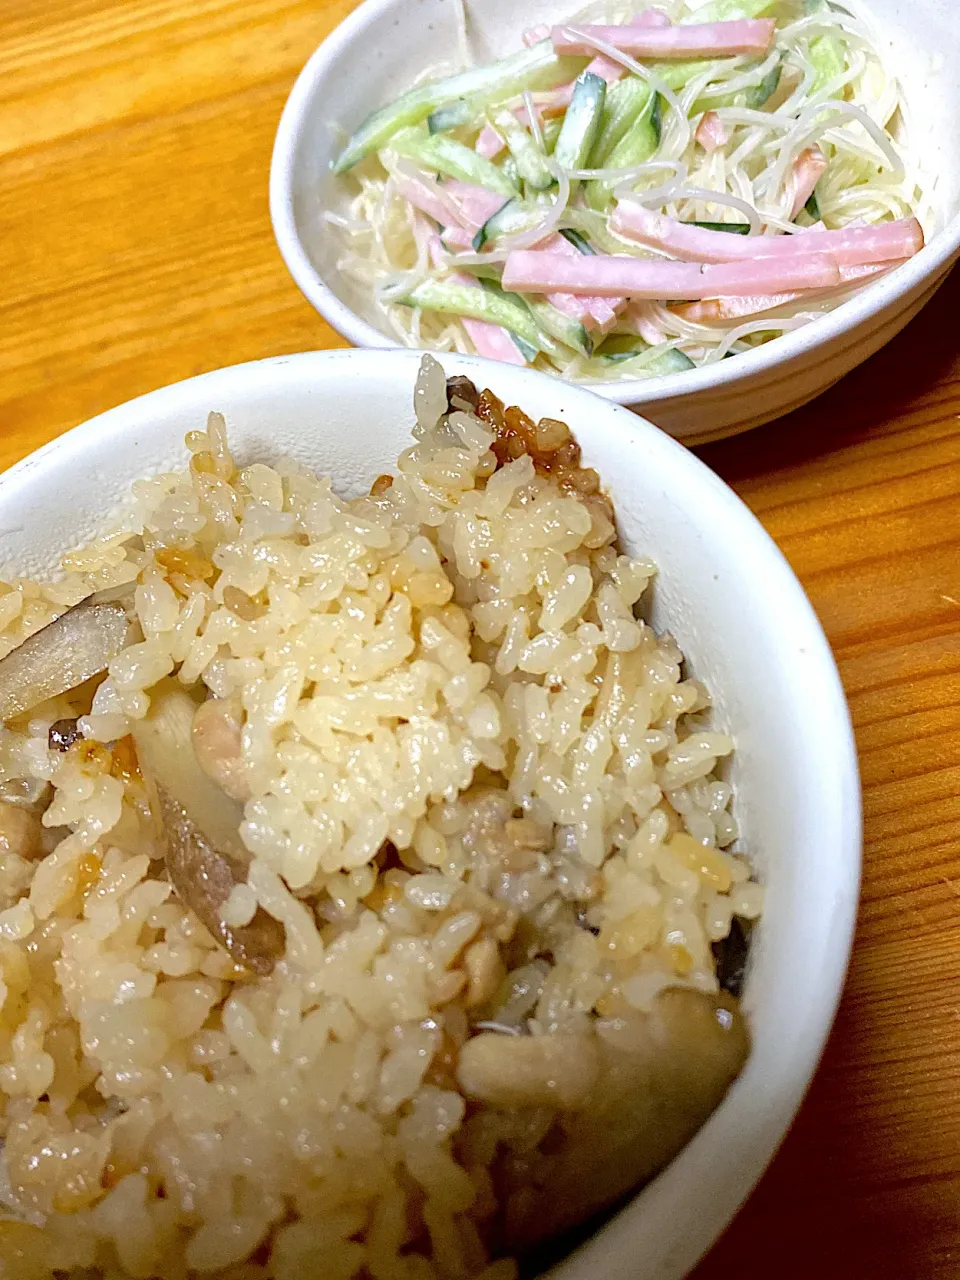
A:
[327, 0, 929, 381]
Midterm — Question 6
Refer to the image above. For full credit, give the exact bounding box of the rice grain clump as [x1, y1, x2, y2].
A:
[0, 356, 761, 1278]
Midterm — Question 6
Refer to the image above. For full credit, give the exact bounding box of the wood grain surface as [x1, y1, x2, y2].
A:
[2, 1, 960, 1275]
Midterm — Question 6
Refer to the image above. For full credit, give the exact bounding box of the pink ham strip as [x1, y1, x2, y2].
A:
[540, 233, 623, 331]
[672, 292, 800, 323]
[436, 185, 613, 335]
[442, 180, 509, 230]
[394, 176, 508, 237]
[444, 207, 622, 329]
[423, 228, 448, 267]
[523, 24, 551, 47]
[478, 9, 670, 159]
[394, 172, 462, 227]
[539, 10, 672, 111]
[459, 312, 528, 363]
[787, 146, 828, 219]
[476, 92, 580, 160]
[695, 111, 732, 153]
[670, 260, 906, 323]
[458, 303, 528, 363]
[612, 202, 925, 266]
[440, 224, 475, 250]
[434, 220, 622, 330]
[551, 19, 776, 59]
[424, 232, 526, 364]
[423, 221, 615, 344]
[536, 91, 574, 118]
[425, 211, 621, 331]
[617, 301, 668, 345]
[502, 249, 842, 298]
[429, 190, 619, 326]
[393, 174, 499, 250]
[579, 8, 671, 84]
[475, 125, 504, 160]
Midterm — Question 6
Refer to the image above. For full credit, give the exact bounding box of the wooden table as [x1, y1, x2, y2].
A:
[2, 2, 959, 1275]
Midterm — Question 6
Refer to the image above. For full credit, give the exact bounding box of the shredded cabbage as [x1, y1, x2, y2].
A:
[328, 0, 928, 379]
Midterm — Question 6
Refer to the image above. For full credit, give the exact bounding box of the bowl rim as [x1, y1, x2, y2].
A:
[268, 0, 960, 406]
[0, 348, 862, 1279]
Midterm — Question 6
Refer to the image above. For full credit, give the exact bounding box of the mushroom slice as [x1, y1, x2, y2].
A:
[445, 375, 480, 412]
[192, 697, 251, 802]
[0, 601, 128, 722]
[497, 988, 750, 1250]
[131, 685, 246, 861]
[156, 786, 284, 977]
[458, 1030, 599, 1111]
[131, 685, 286, 974]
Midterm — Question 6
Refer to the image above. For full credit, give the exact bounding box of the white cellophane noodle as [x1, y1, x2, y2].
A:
[328, 0, 929, 375]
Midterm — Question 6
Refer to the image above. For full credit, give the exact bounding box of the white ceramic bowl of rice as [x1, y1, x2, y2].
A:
[270, 0, 960, 443]
[0, 349, 859, 1279]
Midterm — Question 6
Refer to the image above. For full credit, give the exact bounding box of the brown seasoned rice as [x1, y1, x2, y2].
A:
[0, 356, 760, 1278]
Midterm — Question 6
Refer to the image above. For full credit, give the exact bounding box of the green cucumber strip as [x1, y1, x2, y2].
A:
[472, 208, 501, 252]
[808, 28, 846, 95]
[489, 108, 553, 191]
[691, 0, 777, 21]
[396, 279, 545, 350]
[646, 349, 696, 373]
[596, 333, 646, 358]
[428, 99, 472, 133]
[803, 188, 821, 220]
[598, 347, 696, 373]
[657, 59, 723, 90]
[587, 92, 661, 212]
[471, 196, 543, 250]
[553, 71, 607, 174]
[750, 60, 783, 108]
[479, 282, 568, 359]
[461, 262, 504, 283]
[559, 228, 595, 254]
[392, 133, 517, 197]
[511, 333, 540, 362]
[698, 58, 781, 112]
[588, 78, 652, 169]
[524, 299, 592, 357]
[333, 42, 584, 172]
[650, 13, 772, 100]
[686, 220, 752, 234]
[650, 92, 663, 144]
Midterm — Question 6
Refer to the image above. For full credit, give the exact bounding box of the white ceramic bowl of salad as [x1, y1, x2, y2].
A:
[270, 0, 960, 443]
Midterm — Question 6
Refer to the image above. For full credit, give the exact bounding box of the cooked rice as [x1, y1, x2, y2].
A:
[0, 356, 760, 1278]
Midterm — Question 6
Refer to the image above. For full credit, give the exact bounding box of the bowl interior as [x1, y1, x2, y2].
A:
[0, 350, 861, 1280]
[280, 0, 960, 358]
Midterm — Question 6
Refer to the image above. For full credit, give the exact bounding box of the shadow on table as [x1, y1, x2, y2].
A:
[696, 267, 960, 487]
